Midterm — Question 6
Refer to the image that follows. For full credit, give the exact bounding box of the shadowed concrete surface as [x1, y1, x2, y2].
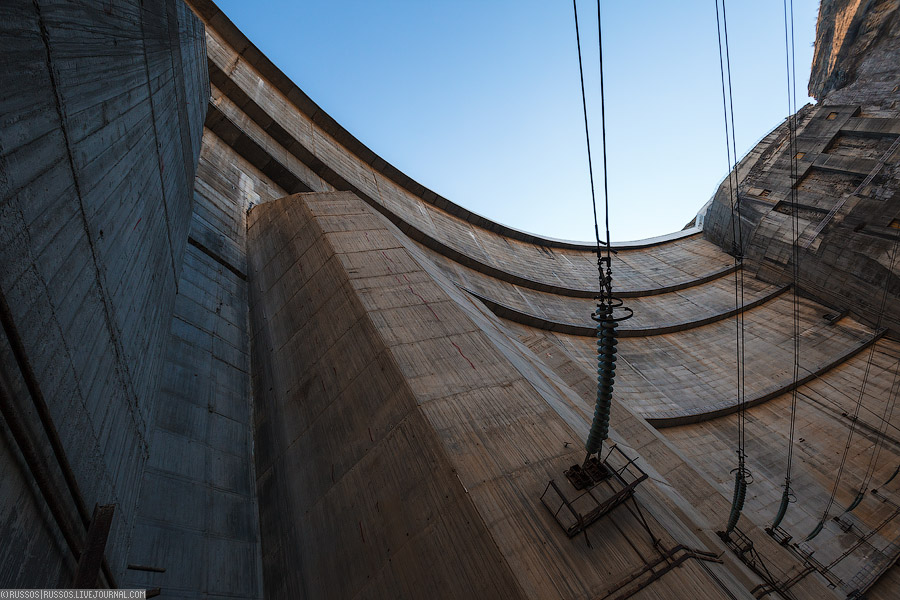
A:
[121, 130, 265, 597]
[3, 0, 900, 598]
[0, 0, 208, 588]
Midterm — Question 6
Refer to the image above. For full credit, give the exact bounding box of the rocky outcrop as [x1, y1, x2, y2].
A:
[810, 0, 900, 108]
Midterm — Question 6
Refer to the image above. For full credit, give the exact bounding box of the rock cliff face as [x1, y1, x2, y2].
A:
[810, 0, 900, 108]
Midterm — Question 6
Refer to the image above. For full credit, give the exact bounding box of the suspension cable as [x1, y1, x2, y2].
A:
[714, 0, 750, 536]
[848, 224, 900, 502]
[806, 71, 900, 545]
[572, 0, 602, 258]
[596, 0, 611, 264]
[572, 0, 631, 460]
[796, 363, 900, 440]
[772, 0, 801, 531]
[723, 0, 748, 472]
[803, 173, 900, 541]
[864, 361, 900, 489]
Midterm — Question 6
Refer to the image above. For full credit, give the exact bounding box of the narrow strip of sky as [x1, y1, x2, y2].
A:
[216, 0, 819, 242]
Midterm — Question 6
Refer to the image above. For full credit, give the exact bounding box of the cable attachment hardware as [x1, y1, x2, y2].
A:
[805, 519, 825, 542]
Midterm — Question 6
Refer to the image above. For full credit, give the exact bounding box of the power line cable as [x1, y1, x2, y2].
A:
[807, 104, 900, 543]
[714, 0, 751, 536]
[572, 0, 602, 259]
[773, 0, 801, 531]
[572, 0, 631, 459]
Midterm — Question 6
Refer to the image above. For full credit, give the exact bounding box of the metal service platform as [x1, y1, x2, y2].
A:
[541, 445, 648, 538]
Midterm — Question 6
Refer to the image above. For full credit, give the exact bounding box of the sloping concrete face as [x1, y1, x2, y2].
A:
[192, 0, 900, 592]
[0, 0, 207, 587]
[246, 193, 528, 599]
[247, 192, 742, 599]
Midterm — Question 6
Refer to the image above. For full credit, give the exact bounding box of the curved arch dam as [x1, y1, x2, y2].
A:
[2, 0, 900, 598]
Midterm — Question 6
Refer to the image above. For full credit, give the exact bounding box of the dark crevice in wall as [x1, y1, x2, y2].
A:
[187, 235, 247, 280]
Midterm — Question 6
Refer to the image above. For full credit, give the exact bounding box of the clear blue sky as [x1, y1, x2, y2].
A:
[216, 0, 819, 242]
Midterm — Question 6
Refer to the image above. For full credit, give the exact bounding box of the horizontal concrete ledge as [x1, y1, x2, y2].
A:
[841, 117, 900, 137]
[209, 99, 736, 298]
[205, 103, 312, 196]
[615, 265, 740, 299]
[463, 283, 789, 338]
[797, 154, 877, 180]
[454, 225, 704, 252]
[190, 0, 700, 251]
[645, 328, 887, 428]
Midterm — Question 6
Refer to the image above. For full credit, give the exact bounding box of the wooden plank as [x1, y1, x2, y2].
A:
[73, 504, 115, 588]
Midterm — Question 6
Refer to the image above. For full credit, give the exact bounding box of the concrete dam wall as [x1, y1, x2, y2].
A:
[2, 0, 900, 598]
[0, 0, 208, 587]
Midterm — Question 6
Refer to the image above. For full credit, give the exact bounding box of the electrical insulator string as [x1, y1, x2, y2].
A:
[572, 0, 630, 460]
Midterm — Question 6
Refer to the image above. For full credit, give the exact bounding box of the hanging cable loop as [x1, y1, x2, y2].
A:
[809, 101, 900, 533]
[771, 482, 796, 530]
[806, 519, 825, 542]
[845, 489, 866, 513]
[883, 464, 900, 487]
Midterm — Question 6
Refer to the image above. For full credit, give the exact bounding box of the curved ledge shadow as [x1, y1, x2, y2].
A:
[464, 284, 791, 338]
[643, 328, 887, 428]
[208, 101, 735, 299]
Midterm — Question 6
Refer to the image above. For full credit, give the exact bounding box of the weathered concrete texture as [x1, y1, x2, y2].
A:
[662, 336, 900, 590]
[704, 101, 900, 333]
[0, 0, 207, 586]
[183, 0, 900, 596]
[695, 3, 900, 590]
[534, 295, 877, 423]
[122, 130, 268, 598]
[4, 0, 900, 596]
[518, 308, 900, 596]
[704, 1, 900, 333]
[247, 192, 743, 600]
[247, 193, 529, 600]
